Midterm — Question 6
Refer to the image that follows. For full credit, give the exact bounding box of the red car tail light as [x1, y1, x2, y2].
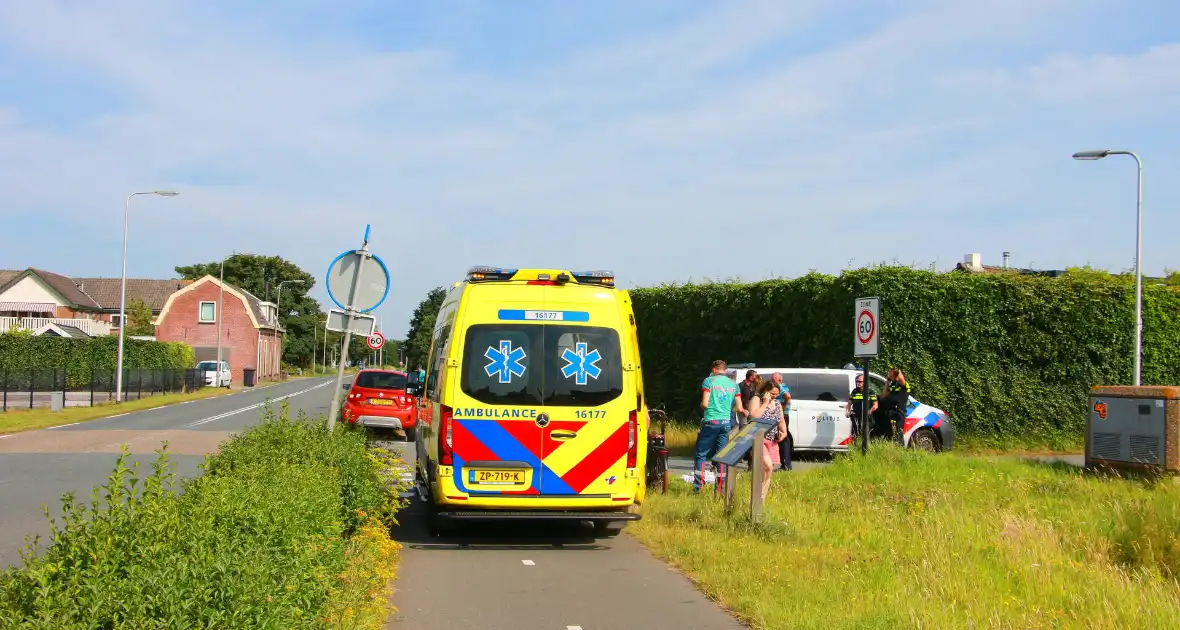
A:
[626, 409, 638, 468]
[439, 404, 454, 465]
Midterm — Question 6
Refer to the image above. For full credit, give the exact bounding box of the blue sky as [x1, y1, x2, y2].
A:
[1, 0, 1178, 334]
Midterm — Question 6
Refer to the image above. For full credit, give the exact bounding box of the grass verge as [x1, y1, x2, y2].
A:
[0, 402, 406, 629]
[0, 387, 233, 434]
[629, 443, 1180, 629]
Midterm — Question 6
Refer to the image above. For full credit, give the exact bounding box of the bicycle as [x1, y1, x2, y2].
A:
[646, 406, 670, 493]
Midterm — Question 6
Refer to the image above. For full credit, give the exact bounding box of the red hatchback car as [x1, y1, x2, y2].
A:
[340, 369, 418, 440]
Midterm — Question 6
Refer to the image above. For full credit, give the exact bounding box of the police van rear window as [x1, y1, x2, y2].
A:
[461, 324, 623, 407]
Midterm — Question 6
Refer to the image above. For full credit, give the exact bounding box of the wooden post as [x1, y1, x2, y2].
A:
[750, 425, 767, 523]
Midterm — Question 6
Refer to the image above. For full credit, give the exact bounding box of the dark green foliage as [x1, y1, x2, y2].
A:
[0, 334, 193, 386]
[404, 287, 446, 370]
[123, 298, 155, 336]
[631, 267, 1180, 445]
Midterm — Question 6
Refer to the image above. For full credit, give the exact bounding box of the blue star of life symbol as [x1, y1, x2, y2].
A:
[484, 340, 527, 384]
[560, 342, 602, 386]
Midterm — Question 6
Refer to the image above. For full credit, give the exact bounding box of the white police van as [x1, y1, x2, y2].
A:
[726, 365, 954, 453]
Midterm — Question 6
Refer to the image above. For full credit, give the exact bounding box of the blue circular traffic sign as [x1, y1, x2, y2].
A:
[325, 250, 390, 313]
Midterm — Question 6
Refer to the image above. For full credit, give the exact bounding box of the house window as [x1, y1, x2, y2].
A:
[199, 301, 217, 323]
[110, 314, 123, 327]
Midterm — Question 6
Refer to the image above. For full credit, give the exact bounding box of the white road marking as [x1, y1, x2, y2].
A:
[182, 381, 333, 428]
[0, 434, 12, 440]
[567, 626, 583, 630]
[179, 400, 194, 405]
[47, 422, 81, 430]
[522, 560, 535, 566]
[108, 413, 129, 419]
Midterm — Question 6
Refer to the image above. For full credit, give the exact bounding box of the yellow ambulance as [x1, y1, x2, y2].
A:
[406, 267, 647, 537]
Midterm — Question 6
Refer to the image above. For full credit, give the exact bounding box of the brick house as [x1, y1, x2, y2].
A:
[74, 277, 193, 334]
[153, 275, 284, 384]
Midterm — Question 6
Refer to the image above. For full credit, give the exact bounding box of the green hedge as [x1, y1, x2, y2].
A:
[0, 334, 194, 383]
[0, 407, 404, 628]
[631, 267, 1180, 446]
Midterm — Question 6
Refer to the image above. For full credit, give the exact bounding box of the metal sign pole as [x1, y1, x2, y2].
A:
[326, 229, 372, 432]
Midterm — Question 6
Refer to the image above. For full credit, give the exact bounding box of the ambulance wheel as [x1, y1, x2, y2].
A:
[594, 521, 627, 538]
[910, 428, 938, 453]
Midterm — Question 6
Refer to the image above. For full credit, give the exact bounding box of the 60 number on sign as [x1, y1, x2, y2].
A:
[366, 331, 385, 351]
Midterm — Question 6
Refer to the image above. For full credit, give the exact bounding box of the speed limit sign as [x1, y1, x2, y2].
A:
[854, 297, 879, 358]
[366, 331, 385, 351]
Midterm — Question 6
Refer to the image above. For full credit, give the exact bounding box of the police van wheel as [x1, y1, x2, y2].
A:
[594, 521, 626, 538]
[910, 428, 938, 453]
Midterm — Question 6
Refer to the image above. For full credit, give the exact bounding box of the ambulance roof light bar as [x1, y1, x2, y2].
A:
[570, 270, 615, 286]
[466, 266, 518, 282]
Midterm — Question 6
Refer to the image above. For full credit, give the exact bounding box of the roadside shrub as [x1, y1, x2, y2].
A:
[0, 334, 194, 387]
[631, 267, 1180, 445]
[0, 405, 404, 629]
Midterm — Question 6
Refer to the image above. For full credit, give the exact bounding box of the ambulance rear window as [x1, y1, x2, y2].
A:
[461, 324, 623, 407]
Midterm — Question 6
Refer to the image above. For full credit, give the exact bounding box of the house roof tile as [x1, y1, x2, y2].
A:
[75, 278, 192, 311]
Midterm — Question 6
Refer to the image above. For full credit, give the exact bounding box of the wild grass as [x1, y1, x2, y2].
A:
[630, 443, 1180, 629]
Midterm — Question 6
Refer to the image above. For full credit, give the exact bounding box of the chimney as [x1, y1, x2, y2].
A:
[1002, 252, 1010, 269]
[964, 253, 982, 270]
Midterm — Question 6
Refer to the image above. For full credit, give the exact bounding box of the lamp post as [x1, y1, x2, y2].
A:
[1073, 149, 1144, 386]
[215, 252, 235, 388]
[115, 190, 179, 403]
[275, 280, 304, 378]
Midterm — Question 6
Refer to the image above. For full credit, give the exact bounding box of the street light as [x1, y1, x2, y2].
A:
[115, 190, 180, 403]
[274, 280, 304, 376]
[1073, 149, 1144, 385]
[215, 252, 234, 388]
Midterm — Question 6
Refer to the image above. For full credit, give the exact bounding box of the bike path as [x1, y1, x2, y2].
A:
[385, 442, 746, 629]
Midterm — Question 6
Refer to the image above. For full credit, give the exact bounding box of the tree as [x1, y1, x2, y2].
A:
[404, 287, 446, 370]
[124, 298, 156, 336]
[176, 254, 321, 366]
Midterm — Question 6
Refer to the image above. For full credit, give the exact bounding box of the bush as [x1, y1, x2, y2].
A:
[631, 267, 1180, 446]
[0, 334, 194, 387]
[0, 404, 404, 629]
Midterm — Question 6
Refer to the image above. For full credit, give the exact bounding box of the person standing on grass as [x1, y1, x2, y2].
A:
[871, 368, 909, 444]
[770, 372, 793, 471]
[847, 373, 868, 443]
[746, 379, 788, 502]
[694, 360, 742, 493]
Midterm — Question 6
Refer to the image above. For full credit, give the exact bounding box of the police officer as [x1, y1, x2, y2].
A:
[846, 373, 868, 441]
[874, 368, 909, 445]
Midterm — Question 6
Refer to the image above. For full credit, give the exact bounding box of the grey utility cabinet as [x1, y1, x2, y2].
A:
[1087, 385, 1180, 473]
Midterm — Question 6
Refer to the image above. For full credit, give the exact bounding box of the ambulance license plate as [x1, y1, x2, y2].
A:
[470, 470, 525, 485]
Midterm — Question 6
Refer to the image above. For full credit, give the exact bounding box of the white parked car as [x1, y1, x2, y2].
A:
[195, 360, 232, 388]
[725, 366, 955, 453]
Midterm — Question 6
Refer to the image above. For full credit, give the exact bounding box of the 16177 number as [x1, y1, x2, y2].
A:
[575, 410, 607, 419]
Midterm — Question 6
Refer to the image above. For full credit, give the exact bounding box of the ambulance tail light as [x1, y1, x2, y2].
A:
[626, 409, 638, 468]
[439, 405, 454, 465]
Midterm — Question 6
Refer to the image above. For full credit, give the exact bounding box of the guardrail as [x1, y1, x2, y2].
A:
[0, 368, 205, 412]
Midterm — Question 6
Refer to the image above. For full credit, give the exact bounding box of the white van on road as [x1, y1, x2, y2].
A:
[725, 366, 955, 453]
